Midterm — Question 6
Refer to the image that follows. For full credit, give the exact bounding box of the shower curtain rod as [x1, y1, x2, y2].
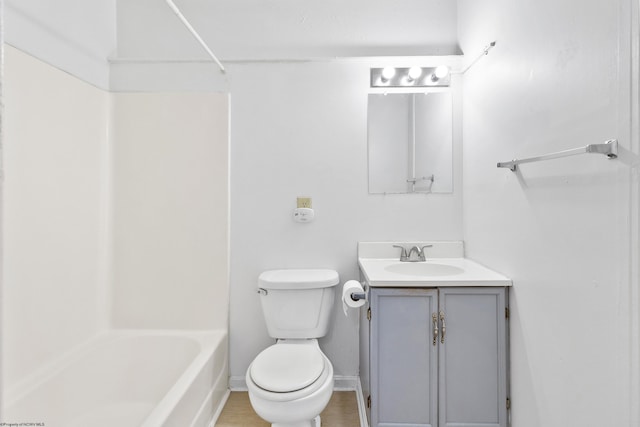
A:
[164, 0, 226, 73]
[459, 41, 496, 74]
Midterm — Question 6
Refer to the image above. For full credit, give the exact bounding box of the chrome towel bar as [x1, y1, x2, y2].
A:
[497, 139, 618, 171]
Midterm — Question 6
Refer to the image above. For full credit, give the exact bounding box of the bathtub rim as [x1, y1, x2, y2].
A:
[141, 329, 228, 426]
[3, 329, 227, 411]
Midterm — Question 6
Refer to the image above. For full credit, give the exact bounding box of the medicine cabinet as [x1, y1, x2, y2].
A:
[367, 92, 453, 194]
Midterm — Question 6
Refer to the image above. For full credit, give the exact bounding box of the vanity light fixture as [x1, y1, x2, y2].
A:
[370, 66, 451, 88]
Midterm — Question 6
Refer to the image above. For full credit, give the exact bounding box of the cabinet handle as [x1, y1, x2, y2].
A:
[440, 310, 446, 344]
[432, 312, 439, 346]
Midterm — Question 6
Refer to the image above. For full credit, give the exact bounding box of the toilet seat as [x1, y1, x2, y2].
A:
[247, 340, 332, 403]
[250, 341, 325, 392]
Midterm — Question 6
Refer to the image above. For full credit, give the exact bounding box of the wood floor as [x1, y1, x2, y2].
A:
[216, 391, 361, 426]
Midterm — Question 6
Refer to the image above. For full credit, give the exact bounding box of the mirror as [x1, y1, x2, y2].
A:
[367, 92, 453, 194]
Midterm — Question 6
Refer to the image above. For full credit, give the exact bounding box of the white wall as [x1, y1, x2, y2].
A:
[5, 0, 116, 89]
[228, 61, 463, 384]
[2, 46, 110, 388]
[458, 0, 639, 425]
[111, 92, 229, 330]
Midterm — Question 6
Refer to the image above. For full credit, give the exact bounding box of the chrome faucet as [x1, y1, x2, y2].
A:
[393, 244, 433, 262]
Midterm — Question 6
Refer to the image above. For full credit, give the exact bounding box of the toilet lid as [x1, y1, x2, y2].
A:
[250, 343, 325, 393]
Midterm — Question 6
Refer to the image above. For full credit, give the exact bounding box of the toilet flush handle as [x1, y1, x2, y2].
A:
[257, 288, 268, 296]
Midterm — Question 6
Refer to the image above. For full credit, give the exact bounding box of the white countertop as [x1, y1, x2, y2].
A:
[358, 257, 512, 287]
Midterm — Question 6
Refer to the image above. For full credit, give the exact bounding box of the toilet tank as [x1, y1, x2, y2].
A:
[258, 269, 340, 339]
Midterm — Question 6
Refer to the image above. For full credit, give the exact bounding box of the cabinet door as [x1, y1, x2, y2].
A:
[370, 288, 438, 427]
[438, 288, 507, 427]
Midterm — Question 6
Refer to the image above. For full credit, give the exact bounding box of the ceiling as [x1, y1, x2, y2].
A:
[116, 0, 461, 61]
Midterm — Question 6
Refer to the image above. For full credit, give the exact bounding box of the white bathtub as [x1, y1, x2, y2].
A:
[2, 330, 229, 427]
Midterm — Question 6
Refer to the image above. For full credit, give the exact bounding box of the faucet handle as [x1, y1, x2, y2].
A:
[420, 245, 433, 253]
[418, 245, 433, 260]
[393, 245, 409, 261]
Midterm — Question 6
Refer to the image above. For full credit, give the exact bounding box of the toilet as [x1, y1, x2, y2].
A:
[246, 269, 339, 427]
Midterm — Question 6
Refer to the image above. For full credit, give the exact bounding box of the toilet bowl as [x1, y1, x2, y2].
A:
[246, 340, 334, 427]
[246, 269, 339, 427]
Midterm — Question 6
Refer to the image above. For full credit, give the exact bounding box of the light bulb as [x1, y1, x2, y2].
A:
[381, 67, 396, 81]
[408, 66, 422, 80]
[434, 65, 449, 79]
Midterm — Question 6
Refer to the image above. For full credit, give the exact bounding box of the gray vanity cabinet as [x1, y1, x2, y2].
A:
[369, 287, 508, 427]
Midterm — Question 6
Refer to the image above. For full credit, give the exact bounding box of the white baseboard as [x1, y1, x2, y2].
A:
[229, 375, 247, 391]
[333, 375, 359, 391]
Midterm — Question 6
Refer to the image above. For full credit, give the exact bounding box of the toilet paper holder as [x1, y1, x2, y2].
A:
[350, 292, 366, 301]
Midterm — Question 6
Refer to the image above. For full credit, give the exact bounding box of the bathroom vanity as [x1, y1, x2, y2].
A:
[358, 242, 512, 427]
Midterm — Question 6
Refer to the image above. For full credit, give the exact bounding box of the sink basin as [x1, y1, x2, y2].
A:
[384, 262, 465, 277]
[358, 242, 512, 287]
